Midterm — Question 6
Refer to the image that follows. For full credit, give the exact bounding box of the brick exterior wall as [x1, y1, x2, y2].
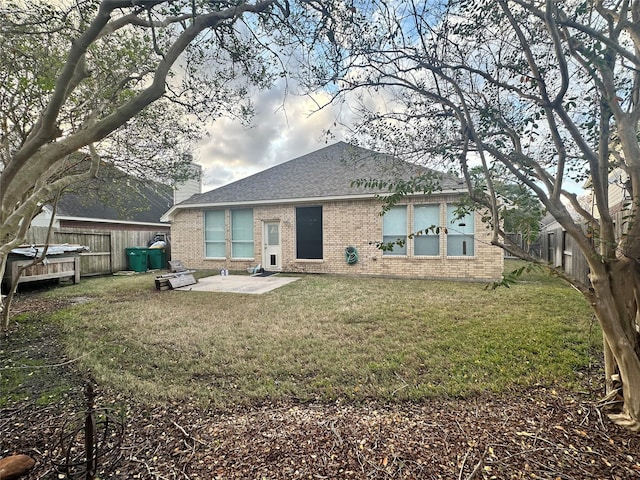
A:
[170, 194, 504, 281]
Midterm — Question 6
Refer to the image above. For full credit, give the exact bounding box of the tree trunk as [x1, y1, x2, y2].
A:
[603, 336, 617, 393]
[590, 258, 640, 430]
[0, 254, 9, 331]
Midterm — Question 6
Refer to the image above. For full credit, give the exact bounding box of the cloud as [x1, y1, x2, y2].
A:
[196, 80, 349, 192]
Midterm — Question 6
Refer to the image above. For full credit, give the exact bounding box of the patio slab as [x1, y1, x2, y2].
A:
[174, 274, 299, 294]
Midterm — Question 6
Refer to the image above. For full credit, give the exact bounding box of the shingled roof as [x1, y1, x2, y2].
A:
[56, 163, 173, 225]
[174, 142, 464, 209]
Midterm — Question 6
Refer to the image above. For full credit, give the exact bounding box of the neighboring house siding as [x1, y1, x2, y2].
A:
[170, 194, 503, 281]
[174, 163, 203, 204]
[607, 168, 629, 214]
[609, 185, 625, 212]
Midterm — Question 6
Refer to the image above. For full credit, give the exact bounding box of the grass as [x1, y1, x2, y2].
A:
[1, 312, 83, 407]
[3, 260, 601, 408]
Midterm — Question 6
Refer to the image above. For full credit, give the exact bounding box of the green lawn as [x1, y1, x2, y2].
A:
[4, 260, 601, 408]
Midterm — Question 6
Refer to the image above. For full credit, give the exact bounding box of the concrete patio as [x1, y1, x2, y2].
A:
[174, 274, 299, 294]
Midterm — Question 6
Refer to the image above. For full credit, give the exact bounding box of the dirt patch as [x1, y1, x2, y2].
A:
[6, 292, 74, 319]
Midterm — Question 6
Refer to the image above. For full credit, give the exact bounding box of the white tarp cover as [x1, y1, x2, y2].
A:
[10, 244, 89, 258]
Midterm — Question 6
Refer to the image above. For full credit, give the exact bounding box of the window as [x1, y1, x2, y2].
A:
[231, 209, 254, 258]
[204, 210, 225, 258]
[296, 206, 323, 259]
[414, 204, 440, 256]
[382, 205, 407, 255]
[267, 224, 279, 246]
[446, 204, 474, 256]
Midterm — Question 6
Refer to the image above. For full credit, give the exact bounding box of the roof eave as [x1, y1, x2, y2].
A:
[57, 215, 169, 228]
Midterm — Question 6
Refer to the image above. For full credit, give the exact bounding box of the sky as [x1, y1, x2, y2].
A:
[193, 84, 587, 197]
[194, 81, 351, 193]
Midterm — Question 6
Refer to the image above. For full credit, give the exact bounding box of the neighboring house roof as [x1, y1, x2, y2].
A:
[540, 212, 561, 230]
[164, 142, 464, 219]
[55, 163, 173, 225]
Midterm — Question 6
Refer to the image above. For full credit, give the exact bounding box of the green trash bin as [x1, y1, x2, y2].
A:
[126, 247, 148, 272]
[147, 248, 166, 270]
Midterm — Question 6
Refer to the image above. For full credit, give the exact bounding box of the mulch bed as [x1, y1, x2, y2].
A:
[3, 390, 640, 479]
[3, 293, 640, 479]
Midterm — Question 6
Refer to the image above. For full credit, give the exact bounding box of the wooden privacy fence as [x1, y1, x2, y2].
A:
[504, 233, 541, 258]
[26, 226, 169, 276]
[538, 226, 590, 286]
[537, 210, 629, 287]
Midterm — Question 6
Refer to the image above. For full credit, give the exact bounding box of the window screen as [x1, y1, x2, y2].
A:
[231, 208, 254, 258]
[296, 206, 323, 259]
[204, 210, 225, 258]
[414, 204, 441, 256]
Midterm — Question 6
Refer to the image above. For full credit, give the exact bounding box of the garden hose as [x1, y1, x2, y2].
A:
[345, 246, 358, 265]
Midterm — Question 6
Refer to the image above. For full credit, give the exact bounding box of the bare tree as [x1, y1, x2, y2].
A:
[320, 0, 640, 430]
[0, 0, 332, 325]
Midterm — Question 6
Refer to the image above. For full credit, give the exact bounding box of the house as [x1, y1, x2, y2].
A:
[162, 142, 504, 281]
[28, 162, 178, 275]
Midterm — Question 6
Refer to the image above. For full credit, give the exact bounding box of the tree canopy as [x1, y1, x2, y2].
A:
[0, 0, 337, 325]
[318, 0, 640, 430]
